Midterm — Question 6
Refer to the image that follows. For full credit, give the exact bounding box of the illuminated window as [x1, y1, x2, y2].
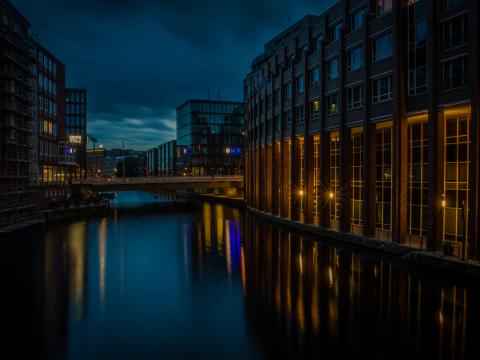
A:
[283, 140, 292, 219]
[295, 137, 306, 222]
[376, 125, 392, 239]
[313, 135, 321, 225]
[310, 100, 320, 120]
[329, 133, 340, 230]
[326, 93, 339, 115]
[351, 128, 363, 234]
[407, 120, 428, 246]
[275, 141, 282, 216]
[444, 115, 470, 243]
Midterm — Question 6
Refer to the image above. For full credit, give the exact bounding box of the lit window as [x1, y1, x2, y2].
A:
[326, 93, 338, 115]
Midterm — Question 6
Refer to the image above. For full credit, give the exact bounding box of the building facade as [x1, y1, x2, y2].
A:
[86, 147, 105, 178]
[66, 88, 87, 179]
[158, 140, 176, 176]
[31, 40, 77, 185]
[0, 0, 36, 225]
[146, 147, 158, 176]
[177, 99, 244, 176]
[244, 0, 480, 261]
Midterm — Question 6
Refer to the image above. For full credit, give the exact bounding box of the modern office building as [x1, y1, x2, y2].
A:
[0, 0, 36, 225]
[176, 99, 244, 176]
[66, 88, 87, 179]
[158, 140, 176, 176]
[244, 0, 480, 261]
[146, 146, 158, 176]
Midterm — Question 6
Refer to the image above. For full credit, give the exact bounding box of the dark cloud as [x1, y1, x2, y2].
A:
[13, 0, 336, 149]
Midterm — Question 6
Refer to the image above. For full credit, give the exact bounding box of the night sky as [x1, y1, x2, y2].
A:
[14, 0, 336, 150]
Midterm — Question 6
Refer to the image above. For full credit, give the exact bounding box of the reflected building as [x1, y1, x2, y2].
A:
[242, 214, 480, 359]
[244, 0, 480, 261]
[176, 99, 244, 176]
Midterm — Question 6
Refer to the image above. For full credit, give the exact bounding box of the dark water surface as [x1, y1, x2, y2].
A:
[2, 191, 480, 360]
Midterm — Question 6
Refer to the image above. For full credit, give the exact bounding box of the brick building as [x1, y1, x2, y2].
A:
[244, 0, 480, 260]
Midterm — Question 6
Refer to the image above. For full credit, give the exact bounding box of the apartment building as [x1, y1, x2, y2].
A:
[0, 0, 36, 225]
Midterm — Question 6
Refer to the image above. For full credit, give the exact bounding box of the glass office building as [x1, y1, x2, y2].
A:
[176, 100, 244, 176]
[65, 88, 87, 179]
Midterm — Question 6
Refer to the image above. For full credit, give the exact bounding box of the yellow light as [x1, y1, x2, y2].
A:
[298, 189, 304, 197]
[441, 200, 446, 208]
[225, 148, 231, 154]
[329, 192, 334, 199]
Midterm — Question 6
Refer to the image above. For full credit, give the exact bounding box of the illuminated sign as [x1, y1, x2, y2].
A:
[225, 147, 242, 155]
[68, 135, 82, 144]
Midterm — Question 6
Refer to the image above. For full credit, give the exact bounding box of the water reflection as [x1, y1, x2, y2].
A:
[2, 199, 480, 360]
[242, 214, 480, 359]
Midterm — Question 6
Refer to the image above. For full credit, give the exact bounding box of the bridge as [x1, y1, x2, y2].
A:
[73, 176, 244, 193]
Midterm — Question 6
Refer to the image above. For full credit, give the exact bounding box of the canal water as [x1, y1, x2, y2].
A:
[2, 191, 479, 360]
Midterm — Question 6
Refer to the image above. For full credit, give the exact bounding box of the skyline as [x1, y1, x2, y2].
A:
[13, 0, 336, 150]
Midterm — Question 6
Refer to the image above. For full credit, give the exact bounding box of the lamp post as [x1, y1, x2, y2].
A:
[329, 191, 334, 228]
[298, 189, 304, 221]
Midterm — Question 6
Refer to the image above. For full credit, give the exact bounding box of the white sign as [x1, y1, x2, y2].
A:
[69, 135, 82, 144]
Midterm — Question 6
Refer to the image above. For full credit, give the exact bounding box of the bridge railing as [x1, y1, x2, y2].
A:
[73, 175, 243, 186]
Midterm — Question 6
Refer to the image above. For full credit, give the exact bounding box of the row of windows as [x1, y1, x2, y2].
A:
[66, 103, 86, 115]
[66, 116, 86, 128]
[38, 96, 57, 117]
[41, 119, 57, 137]
[39, 73, 57, 96]
[252, 53, 468, 123]
[38, 52, 57, 76]
[39, 140, 57, 158]
[66, 91, 86, 104]
[250, 113, 469, 244]
[247, 6, 469, 98]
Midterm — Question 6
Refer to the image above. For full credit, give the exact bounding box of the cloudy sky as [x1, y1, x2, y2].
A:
[14, 0, 336, 150]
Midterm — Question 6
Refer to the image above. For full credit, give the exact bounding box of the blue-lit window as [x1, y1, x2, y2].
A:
[372, 33, 393, 63]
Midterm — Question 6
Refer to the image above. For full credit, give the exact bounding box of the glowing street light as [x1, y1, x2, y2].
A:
[329, 191, 334, 199]
[441, 194, 446, 208]
[298, 189, 304, 197]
